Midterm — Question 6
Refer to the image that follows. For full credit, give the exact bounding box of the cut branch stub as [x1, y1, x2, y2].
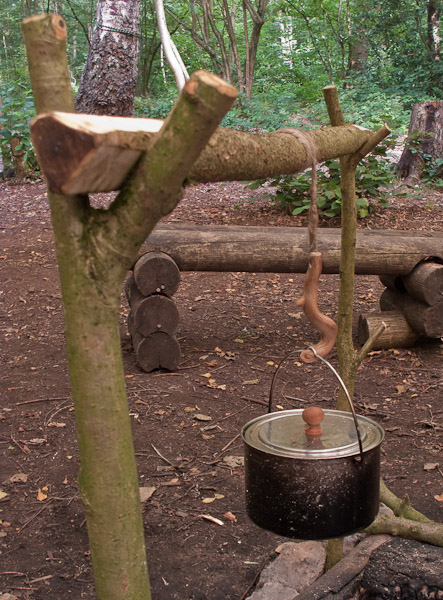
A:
[296, 251, 338, 362]
[133, 251, 180, 297]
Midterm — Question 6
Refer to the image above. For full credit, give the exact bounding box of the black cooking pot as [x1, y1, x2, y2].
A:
[242, 349, 384, 540]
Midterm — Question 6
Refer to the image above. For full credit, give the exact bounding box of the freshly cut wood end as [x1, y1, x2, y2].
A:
[31, 112, 163, 136]
[51, 14, 67, 40]
[188, 71, 238, 98]
[23, 14, 47, 23]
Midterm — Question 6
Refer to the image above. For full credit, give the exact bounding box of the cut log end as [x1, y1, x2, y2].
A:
[380, 288, 443, 338]
[358, 311, 419, 350]
[128, 294, 179, 337]
[187, 71, 238, 99]
[132, 331, 181, 373]
[133, 251, 180, 297]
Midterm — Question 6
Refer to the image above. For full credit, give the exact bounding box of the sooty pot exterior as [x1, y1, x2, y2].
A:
[244, 443, 381, 540]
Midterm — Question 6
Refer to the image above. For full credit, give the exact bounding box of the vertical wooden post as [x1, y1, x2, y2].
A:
[23, 15, 237, 600]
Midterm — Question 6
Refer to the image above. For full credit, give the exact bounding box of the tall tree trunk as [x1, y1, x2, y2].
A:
[243, 0, 268, 98]
[427, 0, 440, 62]
[75, 0, 141, 116]
[23, 13, 237, 600]
[397, 101, 443, 186]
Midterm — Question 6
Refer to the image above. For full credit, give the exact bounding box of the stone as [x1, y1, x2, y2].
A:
[247, 541, 326, 599]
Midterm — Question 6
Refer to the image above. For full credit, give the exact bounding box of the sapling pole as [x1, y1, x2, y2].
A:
[322, 85, 391, 570]
[322, 86, 443, 563]
[22, 14, 237, 600]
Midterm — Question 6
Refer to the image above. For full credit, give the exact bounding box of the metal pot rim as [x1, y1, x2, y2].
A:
[242, 408, 384, 460]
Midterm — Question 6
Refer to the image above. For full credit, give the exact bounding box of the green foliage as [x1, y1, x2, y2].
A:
[248, 146, 394, 219]
[134, 94, 176, 119]
[0, 85, 38, 172]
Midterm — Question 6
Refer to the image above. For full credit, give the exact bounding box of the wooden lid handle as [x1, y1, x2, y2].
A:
[302, 406, 324, 436]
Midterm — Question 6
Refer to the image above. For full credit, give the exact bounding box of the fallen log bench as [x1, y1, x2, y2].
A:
[127, 225, 443, 370]
[140, 224, 443, 275]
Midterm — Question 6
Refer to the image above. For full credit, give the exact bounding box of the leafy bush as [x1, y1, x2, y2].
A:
[0, 84, 38, 173]
[134, 94, 176, 119]
[248, 146, 395, 218]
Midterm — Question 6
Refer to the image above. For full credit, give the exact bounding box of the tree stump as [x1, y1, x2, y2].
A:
[396, 101, 443, 186]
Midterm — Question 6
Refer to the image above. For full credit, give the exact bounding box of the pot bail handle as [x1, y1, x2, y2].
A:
[268, 345, 364, 460]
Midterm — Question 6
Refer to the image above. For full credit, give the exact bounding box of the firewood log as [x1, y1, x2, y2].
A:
[128, 293, 179, 337]
[380, 289, 443, 338]
[358, 311, 419, 349]
[132, 331, 181, 372]
[133, 251, 180, 297]
[402, 261, 443, 306]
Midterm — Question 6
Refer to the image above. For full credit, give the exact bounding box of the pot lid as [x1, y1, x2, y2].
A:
[242, 408, 384, 459]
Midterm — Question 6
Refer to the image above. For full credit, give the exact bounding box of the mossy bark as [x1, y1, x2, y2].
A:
[22, 14, 236, 600]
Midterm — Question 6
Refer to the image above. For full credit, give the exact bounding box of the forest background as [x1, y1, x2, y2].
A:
[1, 0, 442, 199]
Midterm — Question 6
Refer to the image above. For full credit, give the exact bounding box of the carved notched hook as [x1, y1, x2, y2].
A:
[296, 250, 338, 363]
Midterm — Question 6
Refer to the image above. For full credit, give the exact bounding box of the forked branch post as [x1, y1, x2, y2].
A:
[23, 13, 430, 600]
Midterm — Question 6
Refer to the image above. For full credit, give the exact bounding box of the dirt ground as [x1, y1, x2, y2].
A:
[0, 179, 442, 600]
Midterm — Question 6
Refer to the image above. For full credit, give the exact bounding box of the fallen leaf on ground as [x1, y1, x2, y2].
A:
[9, 473, 28, 483]
[424, 463, 439, 471]
[194, 414, 212, 421]
[223, 455, 244, 469]
[139, 487, 156, 502]
[36, 488, 47, 501]
[434, 493, 443, 502]
[200, 514, 224, 526]
[223, 511, 237, 522]
[0, 490, 8, 500]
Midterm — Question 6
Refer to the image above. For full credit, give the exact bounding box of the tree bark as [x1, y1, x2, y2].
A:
[380, 288, 443, 338]
[30, 111, 380, 194]
[75, 0, 141, 116]
[23, 14, 237, 600]
[153, 0, 188, 91]
[139, 225, 443, 275]
[358, 311, 419, 349]
[402, 261, 443, 305]
[396, 101, 443, 186]
[427, 0, 440, 62]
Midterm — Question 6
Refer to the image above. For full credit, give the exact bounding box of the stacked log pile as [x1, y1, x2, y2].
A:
[358, 261, 443, 349]
[125, 251, 181, 372]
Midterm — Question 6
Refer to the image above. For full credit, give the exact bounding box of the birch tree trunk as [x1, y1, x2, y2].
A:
[154, 0, 189, 91]
[75, 0, 141, 116]
[23, 13, 237, 600]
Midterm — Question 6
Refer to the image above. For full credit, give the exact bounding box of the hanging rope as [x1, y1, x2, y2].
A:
[277, 128, 318, 252]
[276, 128, 337, 362]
